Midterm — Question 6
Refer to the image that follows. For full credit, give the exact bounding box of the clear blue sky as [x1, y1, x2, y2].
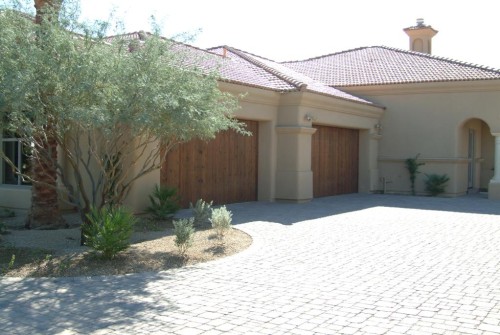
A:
[79, 0, 500, 69]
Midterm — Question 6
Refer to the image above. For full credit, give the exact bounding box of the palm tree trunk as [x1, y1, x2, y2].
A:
[25, 132, 67, 229]
[25, 0, 67, 229]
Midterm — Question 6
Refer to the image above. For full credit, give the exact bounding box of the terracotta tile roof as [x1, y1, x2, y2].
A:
[283, 46, 500, 87]
[211, 46, 376, 105]
[207, 46, 298, 91]
[106, 33, 377, 106]
[106, 33, 296, 91]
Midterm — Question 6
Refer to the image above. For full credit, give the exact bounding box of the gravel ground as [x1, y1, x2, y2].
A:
[0, 209, 252, 277]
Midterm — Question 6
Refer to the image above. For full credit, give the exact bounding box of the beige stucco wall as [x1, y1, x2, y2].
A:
[344, 80, 500, 196]
[0, 185, 31, 209]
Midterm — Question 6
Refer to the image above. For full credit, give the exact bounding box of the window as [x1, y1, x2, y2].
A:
[1, 132, 31, 185]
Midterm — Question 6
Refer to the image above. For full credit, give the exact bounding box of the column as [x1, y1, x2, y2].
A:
[275, 126, 316, 202]
[488, 134, 500, 200]
[492, 135, 500, 181]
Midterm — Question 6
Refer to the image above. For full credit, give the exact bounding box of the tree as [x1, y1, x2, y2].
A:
[24, 0, 67, 229]
[0, 1, 245, 237]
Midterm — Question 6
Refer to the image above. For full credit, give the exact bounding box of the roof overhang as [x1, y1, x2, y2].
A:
[340, 79, 500, 96]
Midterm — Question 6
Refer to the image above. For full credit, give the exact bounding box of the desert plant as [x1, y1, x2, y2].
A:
[210, 206, 233, 239]
[83, 206, 136, 259]
[173, 218, 195, 256]
[1, 254, 15, 276]
[425, 174, 450, 196]
[190, 199, 213, 227]
[146, 185, 180, 220]
[405, 154, 425, 196]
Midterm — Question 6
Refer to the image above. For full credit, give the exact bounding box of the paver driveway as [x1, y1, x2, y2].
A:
[1, 194, 500, 335]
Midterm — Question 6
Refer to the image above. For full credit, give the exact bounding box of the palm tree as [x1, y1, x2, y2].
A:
[25, 0, 67, 229]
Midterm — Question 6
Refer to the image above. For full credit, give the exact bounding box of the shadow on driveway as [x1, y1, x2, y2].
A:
[224, 193, 500, 226]
[0, 271, 181, 334]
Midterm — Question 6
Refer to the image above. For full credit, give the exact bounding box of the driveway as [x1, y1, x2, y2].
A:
[1, 194, 500, 334]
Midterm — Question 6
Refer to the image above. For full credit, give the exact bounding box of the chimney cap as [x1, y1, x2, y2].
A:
[403, 18, 438, 34]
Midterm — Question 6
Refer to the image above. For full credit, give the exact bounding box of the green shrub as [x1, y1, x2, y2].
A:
[1, 254, 15, 276]
[190, 199, 213, 227]
[173, 218, 195, 256]
[425, 174, 450, 196]
[405, 154, 425, 196]
[210, 206, 233, 239]
[146, 185, 180, 220]
[83, 206, 136, 259]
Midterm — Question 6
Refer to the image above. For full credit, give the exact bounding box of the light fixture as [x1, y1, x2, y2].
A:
[374, 123, 383, 135]
[304, 113, 313, 122]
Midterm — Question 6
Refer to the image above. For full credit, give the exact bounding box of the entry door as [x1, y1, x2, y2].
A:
[468, 129, 475, 190]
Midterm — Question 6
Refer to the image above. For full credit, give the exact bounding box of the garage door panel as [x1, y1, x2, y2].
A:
[312, 125, 358, 197]
[161, 120, 258, 207]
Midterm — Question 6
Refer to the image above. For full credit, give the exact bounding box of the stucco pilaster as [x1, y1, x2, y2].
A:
[275, 126, 316, 202]
[488, 134, 500, 200]
[491, 135, 500, 182]
[359, 131, 382, 193]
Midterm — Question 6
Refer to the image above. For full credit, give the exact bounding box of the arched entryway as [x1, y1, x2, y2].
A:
[460, 119, 494, 193]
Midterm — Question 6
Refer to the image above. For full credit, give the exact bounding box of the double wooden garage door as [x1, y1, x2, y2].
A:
[161, 120, 258, 207]
[162, 122, 358, 206]
[312, 125, 359, 197]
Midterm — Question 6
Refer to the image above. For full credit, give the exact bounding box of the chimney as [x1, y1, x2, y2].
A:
[403, 18, 438, 54]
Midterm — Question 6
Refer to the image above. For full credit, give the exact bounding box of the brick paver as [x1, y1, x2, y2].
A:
[1, 194, 500, 334]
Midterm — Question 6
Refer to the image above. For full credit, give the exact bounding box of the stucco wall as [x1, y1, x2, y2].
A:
[345, 80, 500, 196]
[0, 185, 31, 209]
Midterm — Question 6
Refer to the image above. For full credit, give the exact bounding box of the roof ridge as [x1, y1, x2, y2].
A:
[376, 46, 500, 73]
[284, 45, 500, 73]
[106, 32, 227, 59]
[282, 46, 372, 64]
[209, 46, 280, 63]
[225, 46, 308, 90]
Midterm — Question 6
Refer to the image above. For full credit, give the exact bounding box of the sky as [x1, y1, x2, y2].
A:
[78, 0, 500, 69]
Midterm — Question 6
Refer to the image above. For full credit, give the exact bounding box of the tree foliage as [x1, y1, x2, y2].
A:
[0, 0, 244, 217]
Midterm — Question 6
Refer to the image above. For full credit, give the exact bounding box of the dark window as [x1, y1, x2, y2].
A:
[1, 132, 31, 185]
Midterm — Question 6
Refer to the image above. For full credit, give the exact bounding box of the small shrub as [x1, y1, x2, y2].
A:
[210, 206, 233, 239]
[425, 174, 450, 196]
[173, 218, 195, 256]
[146, 185, 180, 220]
[1, 254, 15, 275]
[83, 206, 136, 259]
[405, 154, 425, 196]
[190, 199, 213, 227]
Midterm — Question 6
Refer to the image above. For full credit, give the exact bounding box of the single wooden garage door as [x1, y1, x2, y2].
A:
[312, 125, 359, 197]
[161, 120, 258, 207]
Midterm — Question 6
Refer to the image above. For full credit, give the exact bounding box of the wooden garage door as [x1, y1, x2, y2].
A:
[312, 125, 359, 197]
[161, 120, 258, 207]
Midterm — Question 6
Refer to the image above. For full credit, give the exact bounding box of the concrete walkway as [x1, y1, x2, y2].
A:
[1, 194, 500, 335]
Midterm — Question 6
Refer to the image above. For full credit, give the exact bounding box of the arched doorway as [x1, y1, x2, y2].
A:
[460, 119, 494, 193]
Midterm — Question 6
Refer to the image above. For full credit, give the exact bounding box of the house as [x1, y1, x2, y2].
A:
[2, 19, 500, 210]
